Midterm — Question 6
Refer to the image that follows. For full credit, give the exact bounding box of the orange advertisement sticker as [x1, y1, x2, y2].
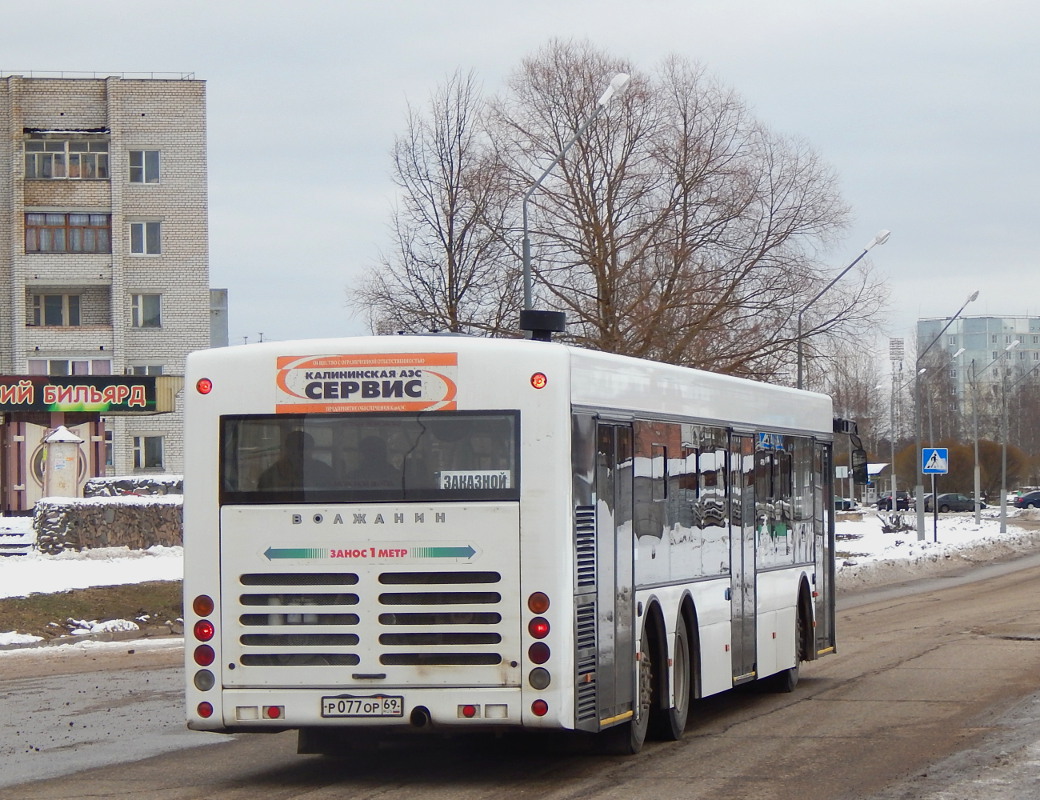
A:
[275, 353, 458, 413]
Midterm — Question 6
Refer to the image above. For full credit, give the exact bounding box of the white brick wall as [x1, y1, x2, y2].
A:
[1, 75, 210, 475]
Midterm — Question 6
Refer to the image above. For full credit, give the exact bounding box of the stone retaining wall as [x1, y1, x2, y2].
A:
[33, 496, 182, 554]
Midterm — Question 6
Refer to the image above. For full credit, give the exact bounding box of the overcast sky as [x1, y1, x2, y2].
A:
[4, 0, 1037, 355]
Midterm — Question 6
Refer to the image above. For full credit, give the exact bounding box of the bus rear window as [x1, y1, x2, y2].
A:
[220, 411, 519, 504]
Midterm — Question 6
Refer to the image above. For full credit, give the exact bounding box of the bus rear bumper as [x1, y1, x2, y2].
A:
[191, 686, 532, 732]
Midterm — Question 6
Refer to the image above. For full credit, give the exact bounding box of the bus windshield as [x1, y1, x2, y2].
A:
[220, 410, 519, 504]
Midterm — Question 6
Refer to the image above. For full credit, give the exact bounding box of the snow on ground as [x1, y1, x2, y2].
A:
[2, 507, 1040, 648]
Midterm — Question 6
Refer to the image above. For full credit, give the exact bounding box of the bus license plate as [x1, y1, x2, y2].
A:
[321, 695, 404, 718]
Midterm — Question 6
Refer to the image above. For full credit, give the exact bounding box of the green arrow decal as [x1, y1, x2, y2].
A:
[264, 546, 328, 560]
[412, 545, 476, 559]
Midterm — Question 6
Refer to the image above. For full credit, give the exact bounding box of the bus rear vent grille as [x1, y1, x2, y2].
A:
[575, 599, 598, 721]
[234, 571, 504, 668]
[376, 571, 504, 666]
[574, 506, 596, 588]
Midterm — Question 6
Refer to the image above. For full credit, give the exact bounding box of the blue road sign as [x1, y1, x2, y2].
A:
[922, 448, 949, 474]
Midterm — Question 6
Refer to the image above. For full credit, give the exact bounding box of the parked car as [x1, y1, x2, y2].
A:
[877, 491, 911, 511]
[1013, 491, 1040, 509]
[926, 493, 985, 513]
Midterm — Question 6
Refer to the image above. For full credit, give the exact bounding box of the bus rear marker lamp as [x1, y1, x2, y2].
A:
[531, 700, 549, 717]
[193, 669, 215, 691]
[458, 704, 479, 719]
[194, 619, 215, 642]
[193, 595, 214, 616]
[529, 668, 551, 690]
[530, 372, 548, 390]
[528, 617, 550, 639]
[196, 377, 213, 394]
[194, 644, 215, 667]
[527, 592, 550, 613]
[197, 702, 214, 719]
[528, 642, 550, 664]
[263, 706, 283, 720]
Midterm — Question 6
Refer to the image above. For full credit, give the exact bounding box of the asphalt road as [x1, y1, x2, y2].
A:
[2, 556, 1040, 799]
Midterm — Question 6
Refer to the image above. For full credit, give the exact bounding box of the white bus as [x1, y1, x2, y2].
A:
[184, 335, 836, 754]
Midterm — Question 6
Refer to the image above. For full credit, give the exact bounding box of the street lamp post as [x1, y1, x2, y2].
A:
[999, 360, 1040, 533]
[520, 73, 631, 339]
[970, 340, 1019, 524]
[796, 229, 891, 389]
[914, 290, 979, 540]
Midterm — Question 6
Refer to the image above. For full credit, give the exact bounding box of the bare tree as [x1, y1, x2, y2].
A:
[351, 71, 521, 335]
[490, 41, 883, 378]
[355, 42, 887, 380]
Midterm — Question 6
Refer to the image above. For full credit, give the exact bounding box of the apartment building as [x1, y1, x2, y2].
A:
[0, 73, 210, 498]
[917, 315, 1040, 400]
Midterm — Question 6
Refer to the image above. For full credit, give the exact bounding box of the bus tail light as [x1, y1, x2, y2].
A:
[528, 617, 550, 639]
[193, 619, 215, 641]
[194, 644, 215, 667]
[196, 377, 213, 394]
[531, 700, 549, 717]
[528, 642, 550, 664]
[197, 702, 214, 718]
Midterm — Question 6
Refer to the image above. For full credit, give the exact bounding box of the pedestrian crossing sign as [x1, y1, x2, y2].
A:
[922, 448, 949, 474]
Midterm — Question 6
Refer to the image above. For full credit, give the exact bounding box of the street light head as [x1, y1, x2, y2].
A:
[597, 72, 631, 107]
[952, 347, 965, 358]
[1007, 340, 1021, 352]
[866, 229, 891, 250]
[967, 290, 979, 303]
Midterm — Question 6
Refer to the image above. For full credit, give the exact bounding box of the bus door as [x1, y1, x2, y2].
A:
[814, 441, 837, 655]
[595, 422, 635, 724]
[729, 433, 757, 684]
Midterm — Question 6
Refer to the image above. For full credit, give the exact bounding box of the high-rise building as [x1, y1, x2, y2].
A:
[1, 72, 210, 485]
[917, 315, 1040, 400]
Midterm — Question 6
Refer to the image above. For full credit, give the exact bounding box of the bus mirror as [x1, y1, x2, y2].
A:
[851, 448, 868, 485]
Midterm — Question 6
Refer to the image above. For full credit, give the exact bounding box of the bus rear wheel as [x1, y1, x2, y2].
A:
[651, 621, 690, 741]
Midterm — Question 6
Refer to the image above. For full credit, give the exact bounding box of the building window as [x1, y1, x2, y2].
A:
[129, 221, 161, 255]
[104, 430, 114, 468]
[31, 294, 80, 326]
[131, 294, 162, 328]
[25, 213, 111, 254]
[129, 150, 160, 183]
[24, 138, 109, 180]
[128, 365, 164, 376]
[947, 336, 957, 347]
[27, 359, 111, 375]
[133, 435, 164, 469]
